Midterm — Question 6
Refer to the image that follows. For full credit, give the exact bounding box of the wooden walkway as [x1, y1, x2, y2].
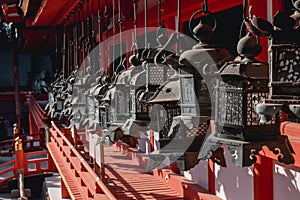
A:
[103, 144, 185, 200]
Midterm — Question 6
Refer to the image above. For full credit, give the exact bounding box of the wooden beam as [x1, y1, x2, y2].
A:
[21, 28, 55, 38]
[31, 0, 49, 26]
[51, 0, 81, 27]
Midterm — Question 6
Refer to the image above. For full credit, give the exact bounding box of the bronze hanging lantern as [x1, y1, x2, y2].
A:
[122, 0, 175, 139]
[100, 64, 146, 143]
[256, 0, 300, 126]
[146, 1, 233, 171]
[198, 14, 295, 167]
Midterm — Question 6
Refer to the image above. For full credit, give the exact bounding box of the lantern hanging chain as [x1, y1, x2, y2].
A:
[144, 0, 148, 49]
[72, 11, 77, 71]
[85, 0, 90, 52]
[91, 0, 96, 45]
[77, 8, 81, 70]
[86, 0, 90, 19]
[112, 0, 116, 74]
[98, 0, 102, 71]
[91, 0, 95, 16]
[98, 0, 101, 41]
[118, 0, 123, 68]
[80, 3, 86, 76]
[55, 30, 58, 60]
[112, 0, 116, 36]
[132, 0, 138, 53]
[243, 0, 249, 22]
[240, 0, 259, 43]
[158, 0, 161, 27]
[239, 0, 247, 40]
[104, 0, 109, 76]
[67, 16, 71, 74]
[62, 20, 66, 79]
[176, 0, 181, 55]
[202, 0, 208, 13]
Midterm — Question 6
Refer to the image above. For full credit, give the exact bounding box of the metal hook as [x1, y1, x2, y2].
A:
[188, 9, 217, 41]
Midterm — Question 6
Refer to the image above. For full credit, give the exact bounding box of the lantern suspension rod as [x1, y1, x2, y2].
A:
[202, 0, 208, 13]
[104, 0, 109, 75]
[176, 0, 181, 55]
[112, 0, 116, 73]
[158, 0, 161, 27]
[98, 0, 102, 71]
[133, 0, 138, 51]
[62, 20, 66, 79]
[144, 0, 148, 49]
[118, 0, 123, 68]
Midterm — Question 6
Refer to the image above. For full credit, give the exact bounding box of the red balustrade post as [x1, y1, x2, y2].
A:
[15, 137, 25, 172]
[61, 178, 70, 198]
[149, 130, 155, 152]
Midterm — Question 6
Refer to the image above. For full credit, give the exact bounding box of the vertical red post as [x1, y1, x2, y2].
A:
[15, 136, 25, 173]
[272, 0, 285, 14]
[149, 130, 155, 152]
[61, 178, 70, 198]
[248, 0, 267, 62]
[208, 159, 215, 194]
[253, 156, 274, 200]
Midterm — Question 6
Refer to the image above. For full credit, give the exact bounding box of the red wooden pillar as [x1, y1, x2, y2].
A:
[208, 159, 215, 194]
[272, 0, 285, 14]
[253, 156, 274, 200]
[249, 0, 268, 62]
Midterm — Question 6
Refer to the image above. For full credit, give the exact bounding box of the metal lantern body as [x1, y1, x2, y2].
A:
[51, 74, 75, 120]
[83, 70, 102, 130]
[72, 74, 88, 128]
[46, 74, 65, 119]
[148, 77, 181, 146]
[199, 58, 295, 167]
[94, 81, 109, 128]
[147, 75, 208, 171]
[122, 67, 148, 137]
[270, 43, 300, 98]
[101, 66, 144, 142]
[52, 86, 64, 117]
[253, 7, 300, 118]
[214, 60, 274, 140]
[122, 52, 175, 138]
[146, 36, 233, 171]
[263, 40, 300, 122]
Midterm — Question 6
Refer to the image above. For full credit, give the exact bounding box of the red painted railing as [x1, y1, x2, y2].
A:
[24, 150, 54, 176]
[0, 139, 14, 156]
[0, 160, 16, 185]
[21, 133, 45, 152]
[27, 92, 47, 136]
[0, 132, 46, 157]
[0, 94, 53, 187]
[0, 150, 53, 186]
[48, 122, 116, 199]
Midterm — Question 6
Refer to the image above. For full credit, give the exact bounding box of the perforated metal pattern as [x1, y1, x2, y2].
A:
[216, 77, 272, 127]
[148, 65, 175, 85]
[148, 65, 165, 85]
[167, 68, 175, 78]
[186, 123, 209, 138]
[216, 87, 244, 125]
[159, 104, 181, 139]
[271, 44, 300, 83]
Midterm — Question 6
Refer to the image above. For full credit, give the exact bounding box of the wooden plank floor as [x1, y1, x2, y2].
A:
[103, 145, 185, 200]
